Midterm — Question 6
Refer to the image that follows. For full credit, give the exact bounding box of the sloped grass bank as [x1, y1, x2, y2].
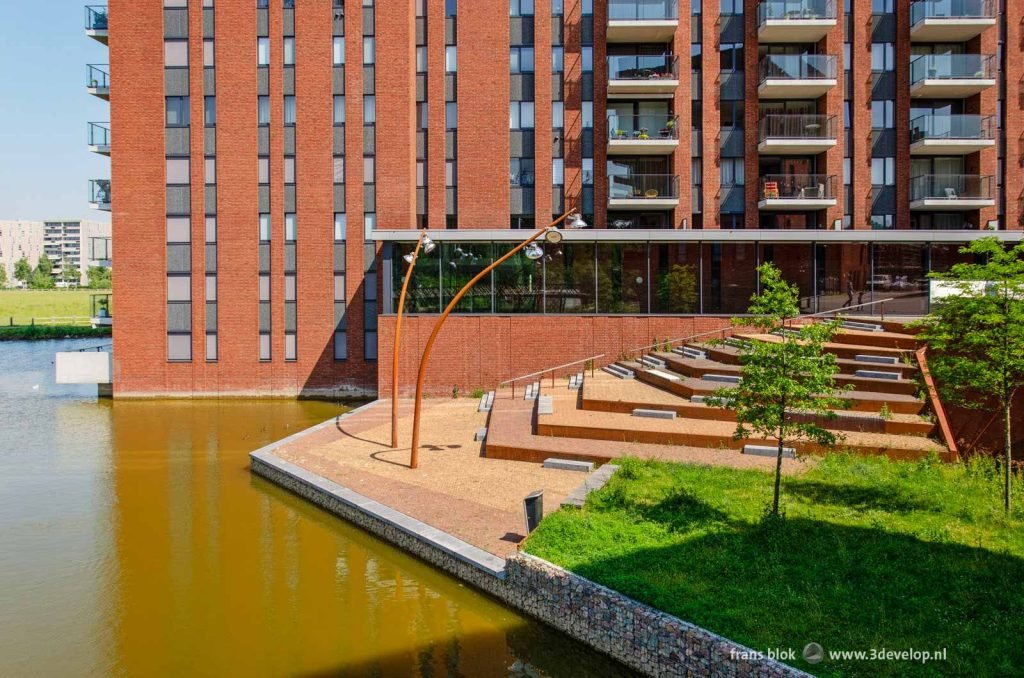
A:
[525, 455, 1024, 676]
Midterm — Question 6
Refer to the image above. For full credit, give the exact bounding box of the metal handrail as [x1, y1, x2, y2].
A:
[791, 296, 895, 323]
[498, 353, 605, 399]
[77, 343, 112, 352]
[626, 326, 737, 366]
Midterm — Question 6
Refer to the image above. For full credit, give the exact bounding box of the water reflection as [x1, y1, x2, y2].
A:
[0, 340, 632, 677]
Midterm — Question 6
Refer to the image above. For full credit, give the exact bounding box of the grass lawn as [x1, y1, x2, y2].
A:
[525, 454, 1024, 677]
[0, 289, 109, 325]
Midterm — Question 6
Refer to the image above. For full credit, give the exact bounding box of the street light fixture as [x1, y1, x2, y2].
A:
[406, 207, 582, 469]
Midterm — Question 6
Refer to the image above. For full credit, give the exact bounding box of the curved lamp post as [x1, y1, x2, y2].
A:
[392, 230, 435, 448]
[407, 208, 588, 469]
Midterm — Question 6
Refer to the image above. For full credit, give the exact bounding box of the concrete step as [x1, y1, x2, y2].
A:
[478, 390, 495, 412]
[674, 345, 707, 360]
[632, 408, 676, 420]
[855, 354, 900, 365]
[704, 374, 741, 384]
[638, 355, 666, 369]
[537, 395, 554, 415]
[474, 427, 488, 442]
[544, 458, 595, 473]
[743, 444, 796, 459]
[854, 369, 901, 381]
[841, 320, 883, 332]
[602, 363, 635, 380]
[568, 372, 584, 390]
[525, 382, 541, 400]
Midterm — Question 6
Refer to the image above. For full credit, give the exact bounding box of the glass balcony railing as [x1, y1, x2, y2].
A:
[758, 0, 837, 23]
[607, 114, 679, 140]
[910, 174, 993, 201]
[85, 5, 108, 31]
[909, 114, 994, 141]
[758, 54, 837, 82]
[89, 180, 111, 206]
[607, 0, 679, 20]
[910, 0, 995, 24]
[758, 114, 837, 141]
[88, 122, 111, 147]
[608, 174, 680, 200]
[87, 64, 109, 89]
[910, 54, 994, 83]
[760, 174, 836, 201]
[607, 54, 679, 81]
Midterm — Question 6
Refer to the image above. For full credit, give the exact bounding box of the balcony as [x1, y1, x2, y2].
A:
[909, 114, 995, 155]
[88, 122, 110, 155]
[910, 0, 995, 42]
[85, 5, 108, 44]
[757, 114, 837, 154]
[909, 54, 995, 98]
[89, 180, 111, 211]
[607, 115, 680, 155]
[608, 174, 680, 210]
[757, 0, 837, 44]
[86, 64, 109, 100]
[607, 55, 679, 98]
[909, 174, 994, 210]
[758, 174, 837, 210]
[758, 54, 837, 99]
[607, 0, 679, 43]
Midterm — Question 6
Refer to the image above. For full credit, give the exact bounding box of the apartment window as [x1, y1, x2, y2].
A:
[258, 157, 270, 184]
[719, 43, 744, 72]
[205, 216, 217, 243]
[166, 158, 190, 185]
[259, 274, 271, 302]
[445, 102, 457, 129]
[364, 213, 376, 238]
[720, 100, 744, 129]
[871, 0, 893, 13]
[416, 46, 427, 73]
[166, 96, 190, 127]
[257, 37, 270, 66]
[363, 156, 376, 183]
[871, 157, 895, 186]
[720, 158, 745, 186]
[165, 40, 188, 67]
[552, 46, 563, 73]
[258, 96, 270, 125]
[510, 47, 534, 73]
[445, 0, 456, 15]
[168, 335, 192, 362]
[843, 158, 851, 185]
[284, 96, 296, 125]
[284, 156, 295, 184]
[205, 333, 217, 362]
[167, 217, 191, 243]
[285, 213, 296, 242]
[333, 37, 345, 65]
[285, 333, 297, 361]
[582, 47, 593, 72]
[871, 43, 894, 72]
[582, 102, 593, 128]
[205, 157, 216, 184]
[363, 96, 376, 124]
[259, 334, 271, 361]
[871, 214, 894, 230]
[283, 37, 295, 65]
[204, 96, 216, 126]
[553, 158, 564, 185]
[167, 276, 192, 302]
[510, 102, 535, 129]
[205, 275, 217, 302]
[416, 160, 426, 187]
[333, 156, 345, 183]
[334, 95, 346, 125]
[363, 37, 375, 65]
[334, 213, 347, 241]
[446, 161, 456, 187]
[871, 100, 894, 129]
[582, 0, 592, 14]
[259, 213, 271, 242]
[552, 101, 564, 128]
[582, 158, 593, 185]
[720, 0, 743, 13]
[416, 102, 428, 129]
[552, 0, 563, 14]
[203, 40, 214, 67]
[445, 46, 457, 73]
[510, 0, 534, 15]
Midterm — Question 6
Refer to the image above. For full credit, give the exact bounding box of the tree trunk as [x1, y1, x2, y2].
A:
[773, 432, 784, 516]
[1006, 401, 1013, 516]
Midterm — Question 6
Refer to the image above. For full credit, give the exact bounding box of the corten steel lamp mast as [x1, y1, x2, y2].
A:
[391, 230, 435, 448]
[407, 208, 588, 469]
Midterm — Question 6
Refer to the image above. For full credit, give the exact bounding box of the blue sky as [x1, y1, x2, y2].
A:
[0, 0, 110, 222]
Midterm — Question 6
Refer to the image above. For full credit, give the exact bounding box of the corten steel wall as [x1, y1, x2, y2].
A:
[377, 315, 734, 397]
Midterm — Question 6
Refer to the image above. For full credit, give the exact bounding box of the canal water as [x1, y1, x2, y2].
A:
[0, 340, 632, 677]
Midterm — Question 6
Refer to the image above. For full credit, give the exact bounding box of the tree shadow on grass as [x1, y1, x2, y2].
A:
[559, 509, 1024, 678]
[783, 477, 945, 515]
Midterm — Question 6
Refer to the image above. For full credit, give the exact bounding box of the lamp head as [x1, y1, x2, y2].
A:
[543, 227, 564, 244]
[524, 243, 544, 260]
[403, 253, 416, 264]
[567, 213, 588, 229]
[421, 236, 436, 254]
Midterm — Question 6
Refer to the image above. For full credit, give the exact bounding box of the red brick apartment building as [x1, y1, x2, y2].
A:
[85, 0, 1023, 397]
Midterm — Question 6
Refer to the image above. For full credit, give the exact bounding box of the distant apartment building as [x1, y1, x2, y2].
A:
[0, 220, 111, 287]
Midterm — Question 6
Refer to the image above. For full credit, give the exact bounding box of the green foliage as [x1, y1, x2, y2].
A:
[60, 258, 80, 285]
[707, 263, 846, 514]
[35, 255, 52, 277]
[0, 265, 7, 287]
[28, 269, 55, 290]
[13, 257, 31, 283]
[87, 266, 112, 289]
[915, 237, 1024, 514]
[470, 388, 484, 399]
[526, 455, 1024, 677]
[0, 325, 111, 341]
[656, 263, 698, 313]
[879, 402, 892, 421]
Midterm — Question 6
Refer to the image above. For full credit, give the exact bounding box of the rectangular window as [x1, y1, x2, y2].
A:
[552, 46, 563, 73]
[510, 0, 534, 15]
[334, 332, 348, 360]
[165, 40, 188, 67]
[284, 156, 295, 184]
[445, 102, 457, 129]
[333, 156, 345, 183]
[416, 102, 428, 129]
[259, 213, 271, 242]
[167, 276, 191, 301]
[167, 217, 191, 243]
[285, 213, 296, 241]
[445, 46, 457, 73]
[283, 37, 295, 65]
[257, 37, 270, 66]
[204, 96, 216, 126]
[446, 161, 456, 187]
[582, 102, 593, 128]
[510, 102, 534, 129]
[284, 96, 296, 125]
[363, 95, 376, 124]
[285, 274, 296, 301]
[205, 274, 217, 302]
[510, 47, 534, 74]
[720, 158, 745, 186]
[416, 46, 427, 73]
[870, 157, 895, 186]
[445, 0, 456, 15]
[258, 157, 270, 184]
[166, 96, 190, 127]
[166, 158, 190, 185]
[719, 100, 743, 129]
[168, 334, 192, 362]
[582, 47, 593, 72]
[510, 158, 535, 186]
[552, 158, 564, 185]
[363, 156, 376, 183]
[364, 213, 376, 238]
[552, 101, 564, 128]
[205, 334, 217, 361]
[258, 96, 270, 125]
[582, 158, 593, 185]
[203, 39, 214, 67]
[334, 95, 346, 125]
[259, 334, 271, 361]
[205, 157, 216, 184]
[334, 213, 347, 241]
[363, 37, 375, 65]
[333, 36, 345, 65]
[259, 274, 271, 302]
[871, 43, 894, 72]
[719, 43, 744, 72]
[205, 216, 217, 243]
[871, 100, 894, 129]
[416, 160, 426, 187]
[285, 333, 297, 361]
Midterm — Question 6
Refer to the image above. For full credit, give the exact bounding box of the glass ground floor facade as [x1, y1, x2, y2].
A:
[380, 236, 1004, 318]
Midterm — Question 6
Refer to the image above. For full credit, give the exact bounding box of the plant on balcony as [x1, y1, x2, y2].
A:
[614, 129, 628, 139]
[638, 128, 651, 140]
[659, 119, 675, 138]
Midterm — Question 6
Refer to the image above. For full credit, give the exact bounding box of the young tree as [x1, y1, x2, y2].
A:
[29, 269, 55, 289]
[916, 237, 1024, 515]
[35, 255, 53, 278]
[707, 263, 847, 516]
[61, 258, 81, 286]
[13, 257, 32, 284]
